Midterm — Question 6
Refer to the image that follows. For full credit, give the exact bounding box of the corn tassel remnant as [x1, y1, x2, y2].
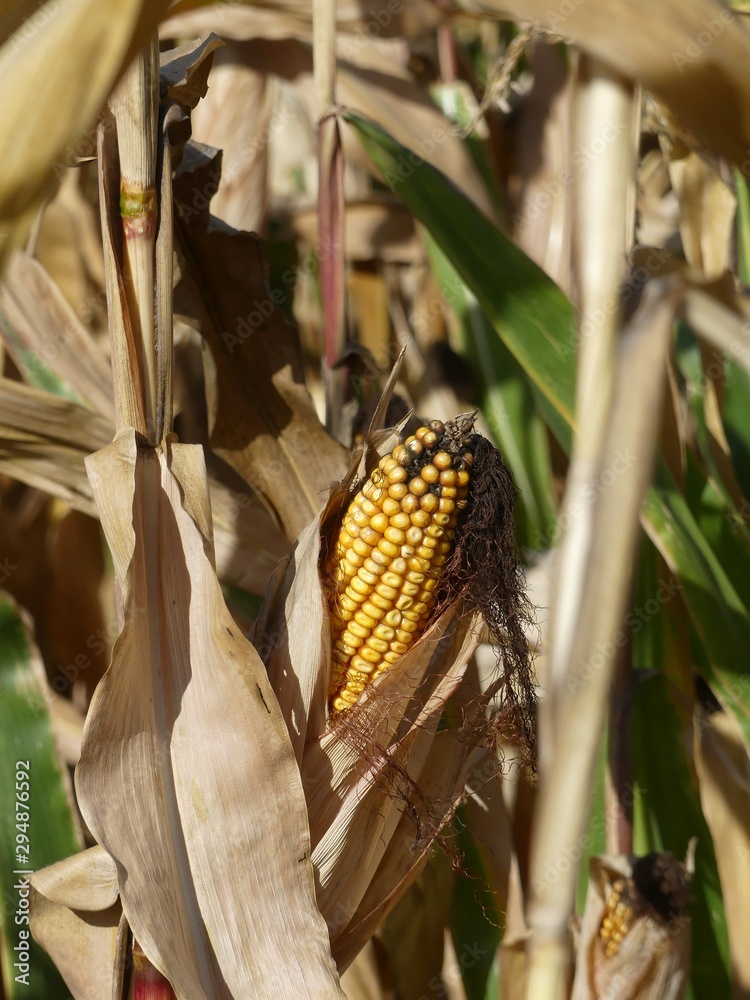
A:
[326, 419, 475, 712]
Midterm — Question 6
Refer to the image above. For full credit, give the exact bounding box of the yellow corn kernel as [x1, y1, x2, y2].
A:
[354, 610, 377, 630]
[326, 419, 473, 711]
[359, 646, 383, 664]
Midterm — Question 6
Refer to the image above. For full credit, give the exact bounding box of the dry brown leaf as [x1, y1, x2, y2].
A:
[0, 0, 173, 264]
[660, 150, 743, 507]
[0, 377, 110, 515]
[694, 707, 750, 994]
[207, 477, 290, 594]
[0, 251, 115, 421]
[30, 847, 122, 1000]
[635, 148, 681, 248]
[44, 507, 110, 709]
[162, 25, 495, 220]
[163, 0, 442, 44]
[341, 48, 499, 221]
[0, 379, 288, 591]
[377, 855, 453, 1000]
[668, 152, 735, 276]
[293, 200, 422, 264]
[174, 141, 349, 539]
[160, 33, 225, 110]
[250, 513, 332, 758]
[76, 430, 344, 999]
[189, 44, 275, 233]
[477, 0, 750, 169]
[33, 170, 107, 321]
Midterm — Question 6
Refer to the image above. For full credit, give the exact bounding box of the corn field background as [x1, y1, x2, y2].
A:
[1, 0, 750, 998]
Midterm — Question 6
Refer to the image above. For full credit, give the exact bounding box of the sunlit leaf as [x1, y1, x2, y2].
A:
[344, 110, 578, 431]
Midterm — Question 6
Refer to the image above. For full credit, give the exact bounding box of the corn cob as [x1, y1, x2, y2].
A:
[326, 419, 475, 712]
[599, 877, 636, 958]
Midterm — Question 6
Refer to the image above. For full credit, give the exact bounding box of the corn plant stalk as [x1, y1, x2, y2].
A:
[526, 61, 637, 998]
[154, 103, 179, 443]
[97, 115, 147, 436]
[108, 38, 159, 439]
[525, 279, 680, 1000]
[313, 0, 347, 438]
[544, 60, 635, 725]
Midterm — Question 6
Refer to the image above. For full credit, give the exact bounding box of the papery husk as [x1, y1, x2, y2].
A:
[30, 846, 125, 1000]
[330, 724, 487, 970]
[571, 854, 692, 1000]
[75, 429, 344, 1000]
[253, 418, 526, 967]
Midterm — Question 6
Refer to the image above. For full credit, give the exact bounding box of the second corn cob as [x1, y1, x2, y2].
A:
[326, 418, 477, 712]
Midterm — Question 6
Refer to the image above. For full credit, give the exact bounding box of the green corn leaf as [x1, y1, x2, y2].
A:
[344, 110, 578, 432]
[426, 237, 557, 549]
[0, 593, 81, 999]
[633, 671, 729, 1000]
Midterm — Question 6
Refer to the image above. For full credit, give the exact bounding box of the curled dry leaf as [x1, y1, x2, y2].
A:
[73, 430, 344, 999]
[173, 140, 349, 540]
[667, 152, 735, 277]
[160, 33, 225, 112]
[30, 846, 123, 1000]
[0, 0, 172, 266]
[571, 853, 692, 1000]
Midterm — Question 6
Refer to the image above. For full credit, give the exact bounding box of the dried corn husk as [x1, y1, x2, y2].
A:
[571, 853, 692, 1000]
[74, 430, 344, 1000]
